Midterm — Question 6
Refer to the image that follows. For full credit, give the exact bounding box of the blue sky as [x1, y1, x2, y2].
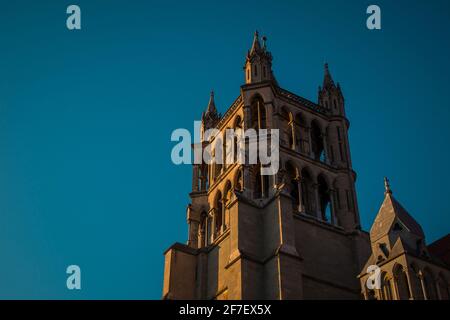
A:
[0, 0, 449, 299]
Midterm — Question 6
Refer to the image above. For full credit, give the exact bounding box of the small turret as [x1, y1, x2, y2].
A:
[318, 63, 344, 115]
[243, 31, 276, 85]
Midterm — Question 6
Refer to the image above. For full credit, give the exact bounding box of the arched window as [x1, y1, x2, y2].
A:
[251, 164, 268, 199]
[250, 97, 266, 130]
[337, 126, 346, 162]
[214, 138, 223, 177]
[317, 175, 332, 222]
[325, 126, 334, 164]
[295, 113, 308, 154]
[223, 134, 228, 170]
[200, 165, 209, 191]
[381, 274, 394, 300]
[233, 116, 242, 164]
[234, 168, 244, 192]
[223, 181, 232, 230]
[394, 265, 411, 300]
[300, 168, 315, 215]
[423, 268, 438, 300]
[311, 120, 325, 162]
[206, 215, 212, 245]
[214, 191, 223, 236]
[199, 211, 207, 247]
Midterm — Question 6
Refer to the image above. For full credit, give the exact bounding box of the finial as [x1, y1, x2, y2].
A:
[254, 30, 259, 37]
[384, 177, 392, 195]
[322, 62, 335, 89]
[262, 35, 267, 49]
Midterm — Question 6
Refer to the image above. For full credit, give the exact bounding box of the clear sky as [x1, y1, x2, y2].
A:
[0, 0, 449, 299]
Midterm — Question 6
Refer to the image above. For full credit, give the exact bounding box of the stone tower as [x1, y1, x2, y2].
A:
[162, 31, 371, 299]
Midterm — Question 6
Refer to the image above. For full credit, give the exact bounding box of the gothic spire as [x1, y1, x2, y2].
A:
[322, 63, 336, 89]
[318, 63, 344, 114]
[202, 90, 219, 129]
[384, 177, 392, 195]
[249, 30, 262, 55]
[206, 91, 217, 115]
[244, 31, 275, 84]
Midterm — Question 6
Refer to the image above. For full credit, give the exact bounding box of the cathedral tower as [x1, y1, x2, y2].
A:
[163, 32, 372, 300]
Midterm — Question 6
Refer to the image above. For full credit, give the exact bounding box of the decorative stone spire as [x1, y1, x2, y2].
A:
[384, 177, 392, 195]
[322, 63, 336, 89]
[318, 62, 344, 114]
[249, 30, 261, 55]
[202, 90, 220, 130]
[205, 91, 217, 115]
[244, 31, 276, 84]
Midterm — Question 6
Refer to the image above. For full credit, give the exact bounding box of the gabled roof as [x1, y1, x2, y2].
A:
[370, 179, 425, 242]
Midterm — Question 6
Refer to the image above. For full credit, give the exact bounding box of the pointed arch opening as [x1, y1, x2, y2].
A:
[199, 210, 208, 247]
[300, 168, 315, 215]
[311, 120, 325, 162]
[317, 174, 332, 222]
[234, 167, 244, 192]
[295, 113, 309, 154]
[381, 272, 394, 300]
[214, 191, 223, 237]
[250, 96, 267, 130]
[251, 164, 269, 199]
[394, 264, 411, 300]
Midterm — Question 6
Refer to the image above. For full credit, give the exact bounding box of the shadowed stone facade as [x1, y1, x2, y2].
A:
[162, 32, 450, 300]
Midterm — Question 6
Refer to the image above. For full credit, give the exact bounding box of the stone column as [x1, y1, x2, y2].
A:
[330, 189, 337, 225]
[288, 120, 296, 150]
[296, 177, 304, 213]
[210, 209, 216, 243]
[418, 271, 428, 300]
[405, 269, 414, 299]
[392, 275, 400, 300]
[221, 197, 226, 233]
